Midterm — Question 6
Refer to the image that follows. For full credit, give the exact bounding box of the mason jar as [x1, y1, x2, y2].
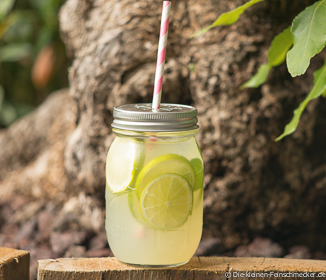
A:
[105, 103, 203, 267]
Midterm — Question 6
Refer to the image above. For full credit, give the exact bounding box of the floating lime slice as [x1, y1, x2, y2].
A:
[135, 154, 195, 198]
[106, 138, 144, 193]
[140, 173, 193, 230]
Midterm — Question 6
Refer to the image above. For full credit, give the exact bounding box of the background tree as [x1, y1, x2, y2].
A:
[1, 0, 326, 255]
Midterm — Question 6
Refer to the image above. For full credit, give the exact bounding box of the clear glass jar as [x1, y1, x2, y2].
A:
[105, 104, 203, 267]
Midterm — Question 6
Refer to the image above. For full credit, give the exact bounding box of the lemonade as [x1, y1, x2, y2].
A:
[105, 104, 203, 267]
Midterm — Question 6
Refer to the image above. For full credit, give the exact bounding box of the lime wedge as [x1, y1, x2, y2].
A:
[135, 154, 195, 198]
[106, 138, 144, 193]
[128, 189, 145, 224]
[140, 173, 193, 230]
[190, 158, 204, 190]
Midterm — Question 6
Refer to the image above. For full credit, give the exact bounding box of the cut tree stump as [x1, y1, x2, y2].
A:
[0, 247, 30, 280]
[38, 256, 326, 280]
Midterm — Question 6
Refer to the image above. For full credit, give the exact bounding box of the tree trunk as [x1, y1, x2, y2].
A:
[1, 0, 326, 252]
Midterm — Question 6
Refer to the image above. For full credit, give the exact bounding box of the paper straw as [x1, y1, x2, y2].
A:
[152, 1, 171, 111]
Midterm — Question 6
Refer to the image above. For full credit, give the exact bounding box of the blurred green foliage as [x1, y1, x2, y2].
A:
[0, 0, 70, 128]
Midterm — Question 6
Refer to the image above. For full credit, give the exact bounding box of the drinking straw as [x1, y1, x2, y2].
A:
[152, 1, 171, 111]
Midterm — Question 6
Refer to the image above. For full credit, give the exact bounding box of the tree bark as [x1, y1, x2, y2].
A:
[0, 89, 76, 203]
[1, 0, 326, 252]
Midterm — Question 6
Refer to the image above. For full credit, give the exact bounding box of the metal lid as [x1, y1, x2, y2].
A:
[112, 103, 198, 132]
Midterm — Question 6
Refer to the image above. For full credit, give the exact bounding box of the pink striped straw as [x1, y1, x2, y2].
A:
[152, 1, 171, 111]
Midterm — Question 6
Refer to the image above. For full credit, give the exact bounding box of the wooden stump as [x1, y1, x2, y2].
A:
[0, 247, 30, 280]
[38, 256, 326, 280]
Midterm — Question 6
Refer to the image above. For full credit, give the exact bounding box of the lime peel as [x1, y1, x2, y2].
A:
[190, 158, 204, 191]
[135, 154, 195, 198]
[106, 138, 144, 193]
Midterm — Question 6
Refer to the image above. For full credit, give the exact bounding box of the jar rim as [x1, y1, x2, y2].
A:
[112, 103, 198, 132]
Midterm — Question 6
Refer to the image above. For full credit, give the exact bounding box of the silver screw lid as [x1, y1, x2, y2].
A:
[112, 103, 198, 132]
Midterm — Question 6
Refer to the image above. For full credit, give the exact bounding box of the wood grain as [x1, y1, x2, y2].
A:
[38, 256, 326, 280]
[0, 247, 30, 280]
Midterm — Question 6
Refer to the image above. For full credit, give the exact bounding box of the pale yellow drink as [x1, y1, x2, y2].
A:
[106, 189, 202, 265]
[105, 104, 203, 267]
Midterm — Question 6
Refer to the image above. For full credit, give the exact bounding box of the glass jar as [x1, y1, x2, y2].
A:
[105, 103, 203, 267]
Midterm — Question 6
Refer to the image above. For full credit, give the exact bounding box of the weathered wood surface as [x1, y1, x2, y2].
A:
[38, 256, 326, 280]
[0, 247, 30, 280]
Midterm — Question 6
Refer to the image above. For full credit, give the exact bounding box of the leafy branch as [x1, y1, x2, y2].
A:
[192, 0, 326, 141]
[287, 0, 326, 77]
[191, 0, 264, 37]
[275, 59, 326, 141]
[240, 27, 293, 90]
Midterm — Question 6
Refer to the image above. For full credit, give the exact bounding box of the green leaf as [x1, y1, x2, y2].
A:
[0, 10, 36, 40]
[268, 27, 293, 67]
[275, 61, 326, 141]
[0, 43, 32, 61]
[286, 0, 326, 77]
[0, 85, 4, 109]
[191, 0, 264, 37]
[0, 13, 17, 39]
[0, 100, 17, 127]
[241, 27, 292, 89]
[34, 26, 53, 54]
[240, 64, 271, 89]
[314, 63, 325, 84]
[0, 0, 15, 21]
[314, 64, 326, 98]
[14, 103, 34, 118]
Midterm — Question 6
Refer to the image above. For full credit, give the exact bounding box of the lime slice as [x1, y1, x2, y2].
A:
[128, 189, 145, 224]
[135, 154, 195, 198]
[190, 158, 204, 190]
[140, 173, 193, 230]
[106, 137, 144, 193]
